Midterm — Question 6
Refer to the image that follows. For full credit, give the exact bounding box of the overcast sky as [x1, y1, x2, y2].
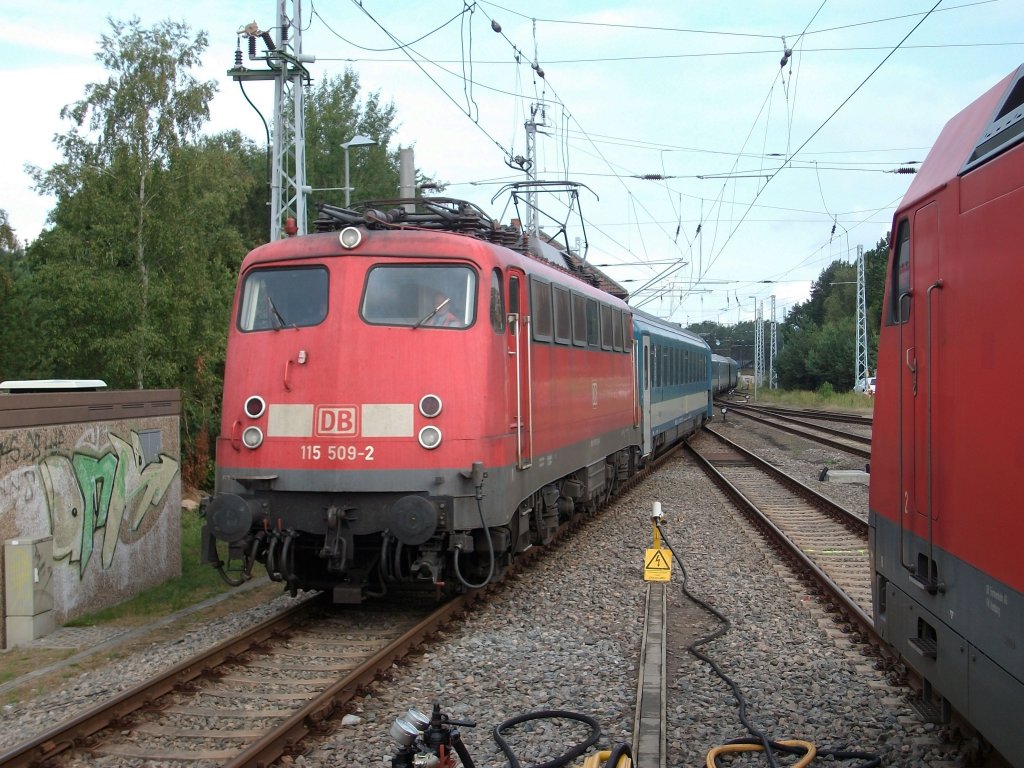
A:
[5, 1, 1023, 325]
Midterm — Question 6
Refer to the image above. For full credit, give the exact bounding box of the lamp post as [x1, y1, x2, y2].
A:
[342, 134, 377, 207]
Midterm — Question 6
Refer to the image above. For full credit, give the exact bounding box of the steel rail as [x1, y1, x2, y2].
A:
[687, 431, 875, 637]
[704, 425, 868, 534]
[717, 403, 871, 459]
[226, 592, 478, 767]
[0, 598, 315, 768]
[717, 400, 873, 426]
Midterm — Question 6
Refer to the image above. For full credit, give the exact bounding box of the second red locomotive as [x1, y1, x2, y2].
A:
[870, 64, 1024, 767]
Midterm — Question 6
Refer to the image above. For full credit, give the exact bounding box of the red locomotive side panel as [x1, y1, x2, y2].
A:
[870, 65, 1024, 767]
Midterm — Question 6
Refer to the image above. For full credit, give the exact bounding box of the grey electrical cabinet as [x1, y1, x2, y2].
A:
[4, 536, 55, 647]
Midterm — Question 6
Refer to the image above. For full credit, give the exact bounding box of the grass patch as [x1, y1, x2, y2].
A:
[64, 510, 232, 628]
[735, 384, 874, 412]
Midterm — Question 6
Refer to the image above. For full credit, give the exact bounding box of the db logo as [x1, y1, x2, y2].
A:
[316, 406, 358, 436]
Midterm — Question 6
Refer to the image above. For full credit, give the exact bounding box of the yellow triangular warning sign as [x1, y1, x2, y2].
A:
[644, 547, 672, 581]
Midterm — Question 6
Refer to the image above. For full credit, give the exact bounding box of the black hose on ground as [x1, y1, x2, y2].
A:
[492, 710, 601, 768]
[655, 519, 881, 768]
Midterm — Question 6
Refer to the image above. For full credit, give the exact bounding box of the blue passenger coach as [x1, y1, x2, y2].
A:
[632, 309, 712, 457]
[711, 354, 739, 394]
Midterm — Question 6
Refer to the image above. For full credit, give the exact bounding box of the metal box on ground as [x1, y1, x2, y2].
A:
[4, 536, 55, 647]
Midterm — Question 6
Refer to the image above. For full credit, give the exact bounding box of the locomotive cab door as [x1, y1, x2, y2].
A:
[895, 204, 942, 588]
[507, 270, 532, 469]
[640, 333, 652, 456]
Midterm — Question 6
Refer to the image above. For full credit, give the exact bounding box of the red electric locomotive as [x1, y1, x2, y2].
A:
[869, 65, 1024, 766]
[202, 199, 643, 603]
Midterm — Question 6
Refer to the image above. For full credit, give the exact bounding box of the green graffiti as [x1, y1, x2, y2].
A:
[70, 452, 119, 574]
[41, 430, 179, 575]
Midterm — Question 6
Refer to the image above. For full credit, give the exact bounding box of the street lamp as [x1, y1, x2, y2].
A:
[342, 134, 377, 207]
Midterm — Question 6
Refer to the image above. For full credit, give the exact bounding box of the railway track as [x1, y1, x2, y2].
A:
[688, 426, 873, 630]
[0, 444, 681, 767]
[688, 424, 1013, 766]
[0, 595, 473, 767]
[716, 399, 873, 427]
[715, 400, 872, 459]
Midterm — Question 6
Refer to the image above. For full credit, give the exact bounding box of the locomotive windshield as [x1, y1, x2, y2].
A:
[238, 267, 328, 331]
[361, 265, 476, 328]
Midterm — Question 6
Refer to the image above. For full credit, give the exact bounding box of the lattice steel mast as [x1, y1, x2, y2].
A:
[230, 1, 314, 241]
[856, 244, 870, 387]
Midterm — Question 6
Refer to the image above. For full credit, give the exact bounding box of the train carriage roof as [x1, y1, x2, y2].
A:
[903, 64, 1024, 203]
[630, 306, 710, 349]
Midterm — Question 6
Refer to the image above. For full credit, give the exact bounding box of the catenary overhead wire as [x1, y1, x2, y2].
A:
[328, 2, 927, 307]
[632, 0, 943, 310]
[344, 0, 516, 163]
[477, 0, 989, 38]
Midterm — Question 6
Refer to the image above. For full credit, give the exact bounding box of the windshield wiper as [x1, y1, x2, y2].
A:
[412, 297, 451, 329]
[267, 296, 295, 330]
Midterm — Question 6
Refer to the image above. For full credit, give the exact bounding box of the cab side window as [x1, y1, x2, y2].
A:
[888, 218, 911, 325]
[490, 269, 505, 332]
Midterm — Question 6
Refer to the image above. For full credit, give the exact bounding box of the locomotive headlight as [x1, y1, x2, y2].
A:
[241, 426, 264, 449]
[339, 226, 362, 249]
[418, 393, 443, 418]
[244, 395, 266, 419]
[418, 425, 442, 449]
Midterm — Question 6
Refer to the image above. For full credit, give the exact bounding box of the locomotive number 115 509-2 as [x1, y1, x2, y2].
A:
[300, 445, 375, 461]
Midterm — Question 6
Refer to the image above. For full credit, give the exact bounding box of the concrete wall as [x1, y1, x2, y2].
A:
[0, 390, 181, 647]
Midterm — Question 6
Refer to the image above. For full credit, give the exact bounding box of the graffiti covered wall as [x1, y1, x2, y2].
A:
[0, 390, 181, 647]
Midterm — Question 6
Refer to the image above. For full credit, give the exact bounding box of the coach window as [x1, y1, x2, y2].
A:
[600, 304, 614, 351]
[612, 308, 624, 351]
[622, 313, 633, 353]
[530, 277, 553, 342]
[889, 218, 911, 325]
[553, 285, 572, 344]
[361, 265, 476, 328]
[572, 293, 588, 347]
[239, 266, 329, 331]
[490, 269, 505, 332]
[586, 298, 600, 347]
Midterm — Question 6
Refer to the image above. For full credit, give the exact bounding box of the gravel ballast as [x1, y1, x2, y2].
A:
[0, 418, 981, 767]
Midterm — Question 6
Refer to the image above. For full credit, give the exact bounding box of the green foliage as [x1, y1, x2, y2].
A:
[4, 20, 414, 486]
[304, 69, 403, 220]
[687, 236, 888, 393]
[750, 386, 873, 412]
